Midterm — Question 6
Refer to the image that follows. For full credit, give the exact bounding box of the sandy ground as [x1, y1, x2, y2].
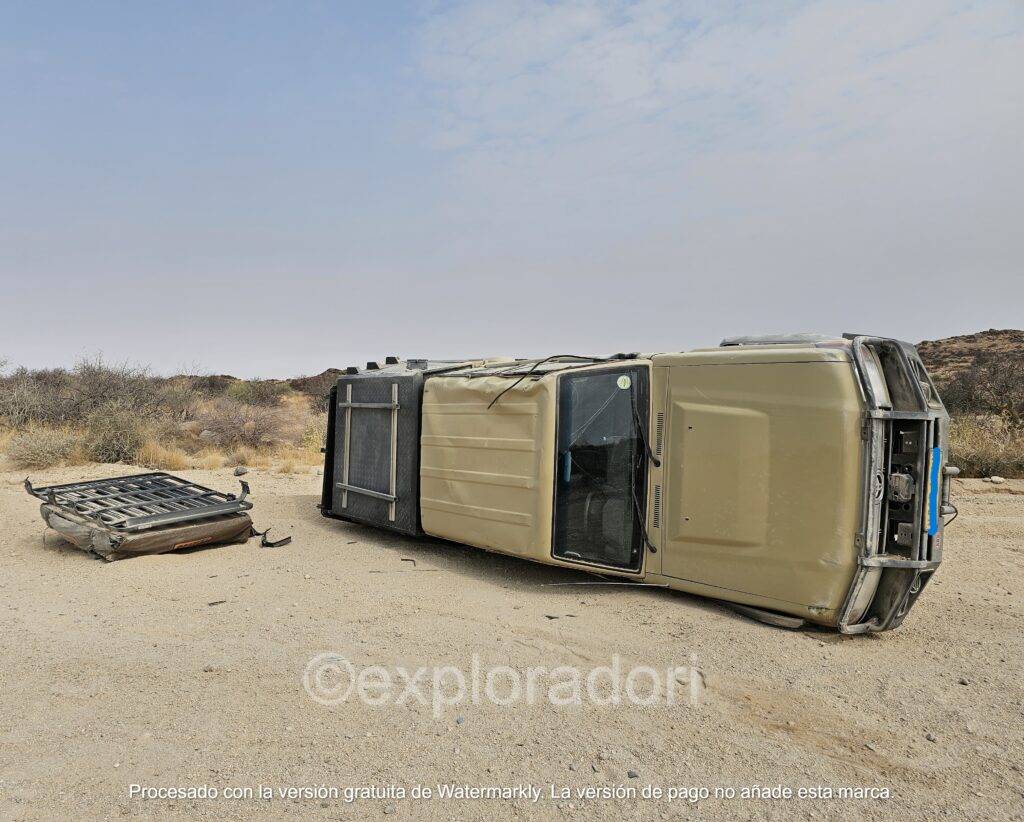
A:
[0, 463, 1021, 822]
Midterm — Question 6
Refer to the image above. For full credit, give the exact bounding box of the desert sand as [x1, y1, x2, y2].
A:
[1, 464, 1021, 820]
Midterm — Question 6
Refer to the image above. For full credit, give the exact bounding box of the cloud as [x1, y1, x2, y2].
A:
[420, 0, 1021, 151]
[413, 1, 1023, 265]
[399, 1, 1024, 352]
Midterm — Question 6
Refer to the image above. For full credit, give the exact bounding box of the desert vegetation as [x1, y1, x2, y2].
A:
[0, 357, 328, 473]
[930, 353, 1024, 479]
[2, 335, 1020, 478]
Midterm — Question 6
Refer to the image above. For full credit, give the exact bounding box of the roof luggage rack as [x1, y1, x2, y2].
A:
[25, 472, 253, 532]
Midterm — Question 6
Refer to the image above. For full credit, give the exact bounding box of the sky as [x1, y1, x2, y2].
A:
[1, 0, 1022, 377]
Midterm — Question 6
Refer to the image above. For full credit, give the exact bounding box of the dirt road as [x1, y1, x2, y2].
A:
[1, 464, 1021, 820]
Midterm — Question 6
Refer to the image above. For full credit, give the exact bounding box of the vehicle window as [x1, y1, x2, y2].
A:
[553, 367, 648, 571]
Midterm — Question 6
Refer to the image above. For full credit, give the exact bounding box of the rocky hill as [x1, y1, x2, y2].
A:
[917, 329, 1024, 385]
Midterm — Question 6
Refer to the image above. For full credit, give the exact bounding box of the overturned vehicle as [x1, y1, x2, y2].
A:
[320, 337, 956, 633]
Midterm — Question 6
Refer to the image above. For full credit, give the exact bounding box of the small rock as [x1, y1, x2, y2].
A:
[864, 742, 877, 752]
[202, 665, 214, 673]
[199, 429, 216, 441]
[627, 769, 640, 779]
[591, 764, 599, 773]
[958, 676, 970, 686]
[113, 762, 120, 768]
[926, 732, 938, 743]
[455, 715, 465, 726]
[233, 466, 248, 476]
[568, 763, 575, 771]
[383, 804, 396, 815]
[990, 476, 1006, 484]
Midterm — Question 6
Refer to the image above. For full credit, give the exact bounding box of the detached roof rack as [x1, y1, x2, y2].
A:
[25, 472, 252, 532]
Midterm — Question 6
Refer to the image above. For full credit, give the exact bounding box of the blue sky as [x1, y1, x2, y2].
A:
[2, 1, 1022, 376]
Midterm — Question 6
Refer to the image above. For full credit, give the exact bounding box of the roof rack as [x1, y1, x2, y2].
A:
[25, 472, 252, 532]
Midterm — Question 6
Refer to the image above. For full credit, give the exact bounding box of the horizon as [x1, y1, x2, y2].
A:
[2, 1, 1022, 378]
[3, 325, 1020, 380]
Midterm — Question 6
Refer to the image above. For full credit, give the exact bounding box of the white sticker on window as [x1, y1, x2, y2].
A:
[617, 375, 631, 390]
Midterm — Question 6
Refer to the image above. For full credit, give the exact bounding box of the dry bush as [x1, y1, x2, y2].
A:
[949, 415, 1024, 479]
[156, 379, 202, 421]
[273, 444, 322, 471]
[6, 427, 79, 469]
[302, 413, 328, 452]
[186, 374, 240, 396]
[84, 405, 145, 464]
[0, 369, 73, 427]
[936, 355, 1024, 424]
[195, 449, 226, 470]
[228, 445, 258, 466]
[136, 440, 191, 471]
[196, 400, 286, 449]
[227, 446, 270, 468]
[226, 379, 287, 407]
[0, 357, 191, 429]
[275, 458, 298, 474]
[72, 357, 165, 419]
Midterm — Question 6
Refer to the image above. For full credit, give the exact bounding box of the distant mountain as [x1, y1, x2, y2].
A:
[917, 329, 1024, 385]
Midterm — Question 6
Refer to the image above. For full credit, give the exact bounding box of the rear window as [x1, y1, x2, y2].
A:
[552, 366, 649, 572]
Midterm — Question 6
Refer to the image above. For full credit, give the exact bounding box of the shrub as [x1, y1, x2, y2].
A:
[155, 379, 201, 421]
[302, 413, 328, 452]
[72, 356, 164, 419]
[196, 400, 286, 449]
[0, 357, 177, 428]
[6, 427, 79, 469]
[84, 405, 145, 464]
[227, 446, 271, 468]
[0, 369, 71, 427]
[136, 440, 191, 470]
[196, 449, 226, 470]
[936, 354, 1024, 424]
[949, 415, 1024, 479]
[226, 379, 287, 407]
